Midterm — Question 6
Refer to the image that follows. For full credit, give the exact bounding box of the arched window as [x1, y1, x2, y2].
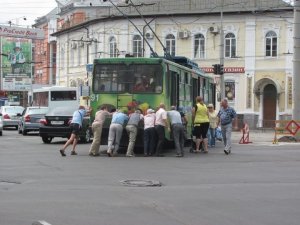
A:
[265, 31, 277, 57]
[225, 33, 236, 58]
[109, 36, 118, 58]
[194, 33, 205, 58]
[133, 35, 142, 57]
[166, 34, 176, 56]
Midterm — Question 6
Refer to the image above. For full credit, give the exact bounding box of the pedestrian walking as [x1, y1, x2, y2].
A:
[107, 109, 129, 157]
[207, 103, 218, 148]
[192, 96, 210, 153]
[217, 98, 237, 155]
[125, 109, 144, 157]
[88, 105, 110, 156]
[143, 108, 156, 156]
[167, 106, 185, 157]
[154, 103, 169, 157]
[59, 105, 91, 156]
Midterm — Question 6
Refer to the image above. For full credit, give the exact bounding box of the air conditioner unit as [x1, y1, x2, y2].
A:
[71, 42, 77, 49]
[209, 26, 219, 34]
[178, 30, 190, 39]
[78, 41, 84, 47]
[145, 32, 154, 39]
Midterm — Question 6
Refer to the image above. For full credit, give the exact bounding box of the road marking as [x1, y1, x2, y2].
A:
[32, 221, 52, 225]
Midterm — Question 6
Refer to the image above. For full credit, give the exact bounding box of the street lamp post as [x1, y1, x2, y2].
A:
[220, 0, 225, 100]
[293, 0, 300, 121]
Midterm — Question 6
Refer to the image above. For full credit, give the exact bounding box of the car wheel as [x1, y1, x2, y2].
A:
[0, 131, 2, 136]
[42, 136, 53, 144]
[81, 128, 91, 143]
[15, 125, 18, 130]
[22, 128, 27, 135]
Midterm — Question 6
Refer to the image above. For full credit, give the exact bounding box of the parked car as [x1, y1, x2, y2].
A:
[0, 113, 3, 136]
[0, 106, 24, 129]
[39, 106, 92, 144]
[18, 106, 49, 135]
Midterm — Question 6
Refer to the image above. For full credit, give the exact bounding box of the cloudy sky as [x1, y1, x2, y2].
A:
[0, 0, 295, 27]
[0, 0, 57, 27]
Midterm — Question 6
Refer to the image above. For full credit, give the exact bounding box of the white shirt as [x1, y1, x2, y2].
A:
[155, 108, 167, 127]
[144, 113, 155, 130]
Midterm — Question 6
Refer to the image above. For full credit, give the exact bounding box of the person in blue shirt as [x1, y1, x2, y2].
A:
[107, 109, 129, 157]
[217, 98, 237, 155]
[59, 105, 91, 156]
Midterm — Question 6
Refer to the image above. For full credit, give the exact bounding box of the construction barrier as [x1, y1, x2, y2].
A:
[239, 123, 252, 144]
[273, 120, 300, 144]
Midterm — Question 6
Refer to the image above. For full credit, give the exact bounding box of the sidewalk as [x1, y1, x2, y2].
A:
[232, 129, 274, 143]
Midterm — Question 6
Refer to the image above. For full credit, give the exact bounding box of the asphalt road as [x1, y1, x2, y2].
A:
[1, 129, 300, 225]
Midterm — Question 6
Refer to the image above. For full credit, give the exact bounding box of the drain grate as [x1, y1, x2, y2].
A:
[120, 179, 162, 187]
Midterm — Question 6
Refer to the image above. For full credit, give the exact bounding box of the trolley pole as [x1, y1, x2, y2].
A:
[293, 0, 300, 121]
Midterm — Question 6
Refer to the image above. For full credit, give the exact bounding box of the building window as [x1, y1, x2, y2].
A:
[166, 34, 176, 56]
[265, 31, 277, 57]
[225, 33, 236, 58]
[194, 33, 205, 59]
[109, 36, 117, 58]
[60, 47, 65, 70]
[132, 35, 142, 57]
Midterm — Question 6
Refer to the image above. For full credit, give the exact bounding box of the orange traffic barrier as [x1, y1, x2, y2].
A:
[239, 123, 252, 144]
[273, 120, 300, 144]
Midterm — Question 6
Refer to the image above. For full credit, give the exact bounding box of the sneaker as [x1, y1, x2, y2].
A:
[89, 152, 100, 157]
[59, 149, 66, 157]
[107, 149, 112, 157]
[175, 154, 183, 157]
[224, 150, 229, 155]
[71, 151, 78, 155]
[126, 154, 134, 157]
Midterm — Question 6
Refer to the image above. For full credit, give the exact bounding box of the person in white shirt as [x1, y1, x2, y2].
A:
[143, 108, 156, 156]
[154, 103, 168, 157]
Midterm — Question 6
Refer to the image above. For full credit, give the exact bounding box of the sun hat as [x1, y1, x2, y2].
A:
[147, 108, 155, 114]
[207, 103, 214, 108]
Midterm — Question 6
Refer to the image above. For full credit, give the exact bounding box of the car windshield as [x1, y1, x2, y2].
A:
[28, 107, 49, 115]
[4, 107, 24, 114]
[46, 107, 78, 116]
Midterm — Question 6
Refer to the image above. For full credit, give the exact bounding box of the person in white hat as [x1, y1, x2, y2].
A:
[7, 41, 26, 74]
[143, 108, 156, 156]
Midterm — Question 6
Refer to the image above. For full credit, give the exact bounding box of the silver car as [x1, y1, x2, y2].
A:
[0, 106, 25, 129]
[18, 106, 48, 135]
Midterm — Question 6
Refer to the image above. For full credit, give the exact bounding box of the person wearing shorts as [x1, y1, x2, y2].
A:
[59, 106, 91, 156]
[192, 96, 210, 153]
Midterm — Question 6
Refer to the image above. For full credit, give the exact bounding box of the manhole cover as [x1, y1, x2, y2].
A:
[120, 179, 162, 187]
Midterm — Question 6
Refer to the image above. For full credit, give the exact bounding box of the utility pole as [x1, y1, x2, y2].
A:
[220, 0, 225, 100]
[293, 0, 300, 120]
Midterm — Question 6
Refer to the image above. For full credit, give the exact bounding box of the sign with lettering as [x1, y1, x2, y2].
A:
[0, 25, 44, 40]
[202, 67, 245, 73]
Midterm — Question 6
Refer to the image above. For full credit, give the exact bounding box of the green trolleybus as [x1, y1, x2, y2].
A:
[90, 57, 215, 148]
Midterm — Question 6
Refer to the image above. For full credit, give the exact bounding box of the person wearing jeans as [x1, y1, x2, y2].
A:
[154, 103, 168, 157]
[144, 109, 156, 156]
[207, 103, 218, 147]
[217, 98, 237, 155]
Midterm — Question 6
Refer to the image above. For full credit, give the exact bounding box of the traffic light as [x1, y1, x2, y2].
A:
[212, 64, 218, 74]
[219, 64, 224, 75]
[212, 64, 224, 75]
